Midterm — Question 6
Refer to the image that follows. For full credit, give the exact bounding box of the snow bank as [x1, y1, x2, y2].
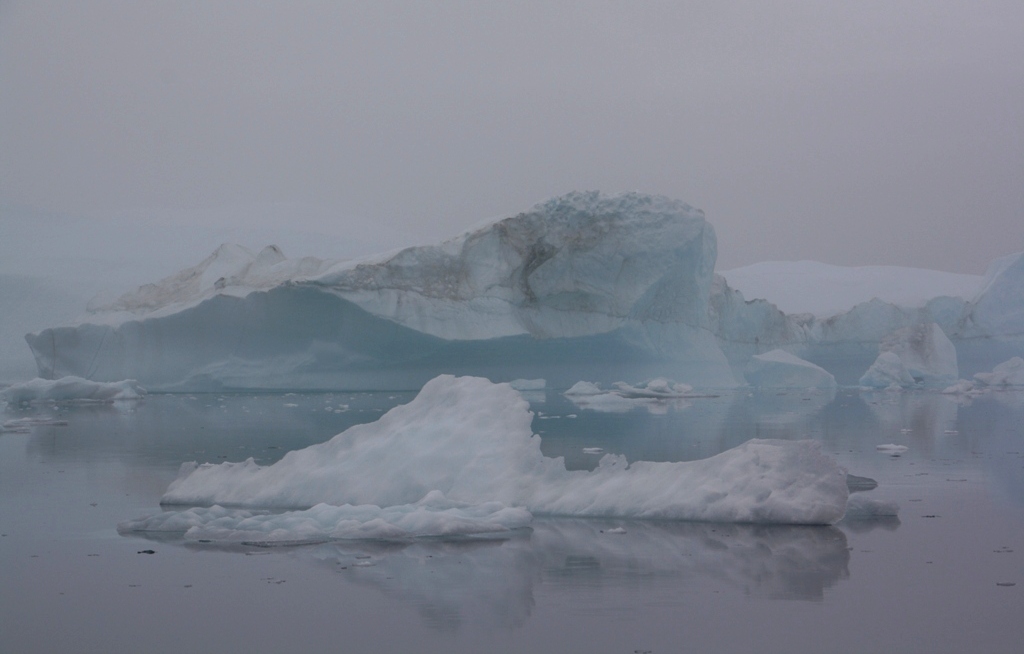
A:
[974, 357, 1024, 387]
[162, 375, 849, 525]
[2, 376, 145, 404]
[744, 349, 837, 389]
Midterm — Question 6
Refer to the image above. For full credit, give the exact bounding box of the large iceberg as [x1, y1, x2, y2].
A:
[21, 192, 1024, 389]
[159, 375, 850, 526]
[28, 192, 738, 391]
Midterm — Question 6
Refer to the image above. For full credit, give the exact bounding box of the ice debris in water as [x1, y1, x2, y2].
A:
[2, 376, 145, 404]
[152, 376, 849, 541]
[876, 444, 909, 454]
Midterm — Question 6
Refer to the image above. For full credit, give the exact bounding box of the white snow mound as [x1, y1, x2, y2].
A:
[161, 375, 849, 525]
[744, 349, 837, 389]
[2, 376, 145, 403]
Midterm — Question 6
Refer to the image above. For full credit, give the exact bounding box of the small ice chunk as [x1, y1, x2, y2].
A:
[563, 381, 604, 396]
[876, 444, 908, 454]
[582, 447, 605, 454]
[603, 527, 627, 535]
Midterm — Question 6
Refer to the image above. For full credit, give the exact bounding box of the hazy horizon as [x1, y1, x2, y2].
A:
[2, 1, 1023, 275]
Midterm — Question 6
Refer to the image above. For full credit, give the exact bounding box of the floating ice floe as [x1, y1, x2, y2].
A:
[150, 376, 849, 541]
[876, 444, 909, 454]
[2, 376, 145, 404]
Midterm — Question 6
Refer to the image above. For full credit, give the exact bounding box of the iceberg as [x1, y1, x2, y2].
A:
[21, 191, 1022, 389]
[160, 375, 849, 525]
[28, 192, 738, 391]
[859, 351, 916, 389]
[563, 378, 698, 413]
[2, 375, 145, 404]
[744, 349, 837, 389]
[973, 357, 1024, 387]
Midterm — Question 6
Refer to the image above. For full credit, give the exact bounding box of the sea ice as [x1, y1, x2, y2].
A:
[2, 376, 145, 404]
[743, 349, 837, 389]
[160, 375, 849, 525]
[876, 444, 909, 454]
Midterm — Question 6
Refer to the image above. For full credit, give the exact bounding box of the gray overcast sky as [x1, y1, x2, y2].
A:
[1, 0, 1022, 273]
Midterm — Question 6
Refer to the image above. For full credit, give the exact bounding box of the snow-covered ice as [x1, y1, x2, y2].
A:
[160, 375, 849, 526]
[2, 376, 145, 404]
[744, 349, 837, 389]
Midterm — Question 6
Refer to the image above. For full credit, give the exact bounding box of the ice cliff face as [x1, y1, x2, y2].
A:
[27, 192, 735, 390]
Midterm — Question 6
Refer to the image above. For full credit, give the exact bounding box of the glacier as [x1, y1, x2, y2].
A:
[20, 191, 1024, 390]
[157, 375, 850, 527]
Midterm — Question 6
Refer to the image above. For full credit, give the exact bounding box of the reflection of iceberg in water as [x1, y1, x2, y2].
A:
[123, 518, 850, 631]
[860, 391, 962, 457]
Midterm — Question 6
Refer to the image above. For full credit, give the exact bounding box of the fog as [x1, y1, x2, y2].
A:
[2, 1, 1021, 273]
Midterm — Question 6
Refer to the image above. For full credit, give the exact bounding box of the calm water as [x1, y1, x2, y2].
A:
[2, 387, 1022, 653]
